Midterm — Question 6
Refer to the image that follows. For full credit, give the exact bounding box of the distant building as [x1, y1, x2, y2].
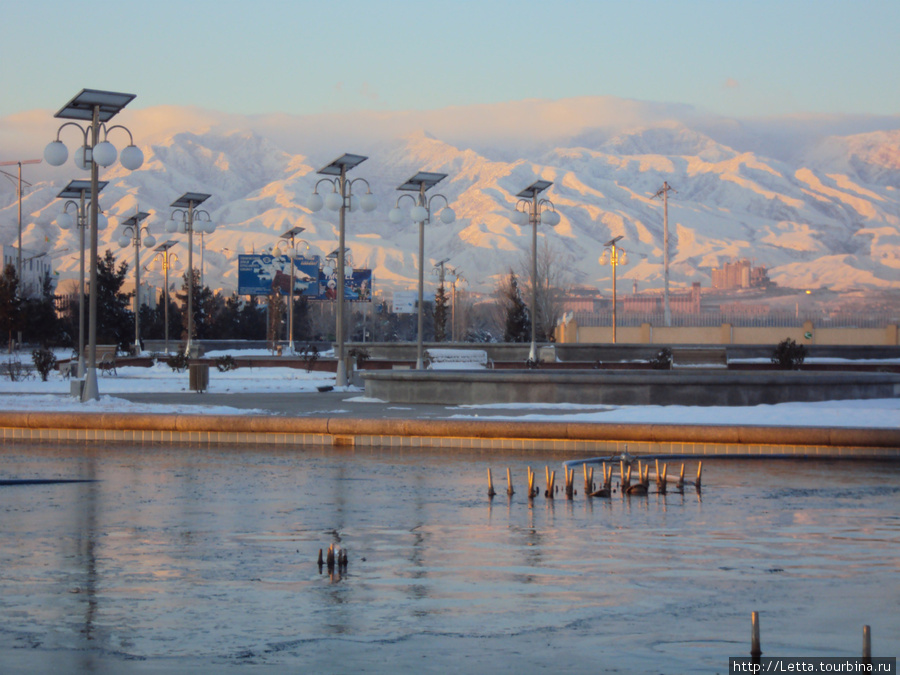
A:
[711, 259, 771, 290]
[1, 246, 56, 299]
[623, 283, 702, 314]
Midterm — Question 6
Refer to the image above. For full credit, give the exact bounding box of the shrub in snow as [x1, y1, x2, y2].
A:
[771, 338, 807, 370]
[166, 352, 189, 372]
[650, 347, 673, 370]
[215, 355, 238, 372]
[31, 348, 58, 382]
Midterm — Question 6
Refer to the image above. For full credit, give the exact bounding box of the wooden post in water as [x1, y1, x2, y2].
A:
[620, 460, 626, 488]
[623, 465, 632, 492]
[487, 468, 496, 498]
[862, 625, 871, 664]
[677, 463, 685, 490]
[506, 467, 514, 496]
[642, 463, 650, 487]
[547, 470, 556, 498]
[659, 463, 668, 494]
[751, 611, 762, 659]
[565, 466, 575, 499]
[527, 466, 536, 498]
[603, 462, 611, 489]
[696, 461, 703, 489]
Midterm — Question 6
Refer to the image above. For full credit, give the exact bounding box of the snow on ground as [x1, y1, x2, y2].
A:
[447, 399, 900, 429]
[0, 351, 897, 427]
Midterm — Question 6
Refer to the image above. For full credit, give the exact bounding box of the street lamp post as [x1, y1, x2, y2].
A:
[274, 226, 309, 353]
[599, 236, 628, 344]
[306, 153, 377, 387]
[510, 180, 561, 362]
[55, 179, 109, 378]
[167, 193, 213, 356]
[152, 241, 179, 354]
[117, 208, 154, 354]
[389, 172, 456, 370]
[44, 89, 144, 401]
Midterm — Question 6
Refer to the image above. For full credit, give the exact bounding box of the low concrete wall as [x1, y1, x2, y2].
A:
[363, 369, 900, 407]
[1, 410, 898, 456]
[561, 320, 900, 346]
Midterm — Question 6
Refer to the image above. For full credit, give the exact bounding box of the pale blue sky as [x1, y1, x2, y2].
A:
[2, 0, 899, 119]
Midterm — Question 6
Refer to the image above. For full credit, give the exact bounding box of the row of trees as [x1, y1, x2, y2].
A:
[1, 240, 573, 351]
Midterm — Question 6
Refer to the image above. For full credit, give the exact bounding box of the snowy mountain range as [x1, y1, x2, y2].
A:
[1, 96, 899, 297]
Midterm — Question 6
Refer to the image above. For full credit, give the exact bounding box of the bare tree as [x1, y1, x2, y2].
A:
[519, 239, 574, 342]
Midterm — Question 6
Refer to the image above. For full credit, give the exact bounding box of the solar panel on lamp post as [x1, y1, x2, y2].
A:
[389, 172, 456, 370]
[55, 180, 109, 378]
[510, 180, 560, 362]
[307, 154, 377, 387]
[167, 193, 213, 357]
[44, 89, 143, 402]
[117, 209, 154, 354]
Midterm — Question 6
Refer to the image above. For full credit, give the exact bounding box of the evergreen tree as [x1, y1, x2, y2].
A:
[96, 249, 134, 348]
[433, 282, 449, 342]
[501, 271, 530, 342]
[0, 263, 23, 351]
[22, 272, 63, 347]
[239, 295, 266, 339]
[176, 269, 216, 342]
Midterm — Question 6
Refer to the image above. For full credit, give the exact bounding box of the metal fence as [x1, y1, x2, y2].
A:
[571, 312, 899, 329]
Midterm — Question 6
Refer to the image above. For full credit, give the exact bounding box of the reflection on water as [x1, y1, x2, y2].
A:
[0, 444, 898, 674]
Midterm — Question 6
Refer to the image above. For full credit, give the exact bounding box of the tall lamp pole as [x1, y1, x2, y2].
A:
[274, 225, 309, 353]
[389, 172, 456, 370]
[599, 236, 627, 344]
[44, 89, 144, 401]
[307, 154, 377, 387]
[511, 180, 560, 361]
[653, 181, 676, 327]
[153, 240, 179, 354]
[167, 192, 213, 356]
[117, 208, 154, 354]
[55, 180, 109, 377]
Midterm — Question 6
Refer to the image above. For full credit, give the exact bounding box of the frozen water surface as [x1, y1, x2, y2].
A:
[1, 443, 898, 674]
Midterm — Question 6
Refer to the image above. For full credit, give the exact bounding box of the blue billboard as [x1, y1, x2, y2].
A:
[239, 254, 373, 301]
[318, 267, 373, 302]
[238, 254, 321, 297]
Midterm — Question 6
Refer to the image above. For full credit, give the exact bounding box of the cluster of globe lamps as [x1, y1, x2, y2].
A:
[41, 93, 567, 397]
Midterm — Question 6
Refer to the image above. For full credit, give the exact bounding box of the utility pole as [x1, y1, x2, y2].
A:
[653, 181, 676, 327]
[1, 159, 42, 347]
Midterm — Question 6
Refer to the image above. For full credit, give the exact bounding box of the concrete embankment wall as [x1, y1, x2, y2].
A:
[1, 411, 897, 459]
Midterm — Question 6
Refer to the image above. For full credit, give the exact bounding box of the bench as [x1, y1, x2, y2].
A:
[671, 348, 728, 369]
[425, 348, 491, 369]
[96, 345, 118, 376]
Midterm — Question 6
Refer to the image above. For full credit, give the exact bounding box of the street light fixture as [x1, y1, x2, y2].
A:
[152, 240, 179, 354]
[55, 179, 109, 378]
[117, 208, 154, 354]
[307, 153, 377, 387]
[511, 180, 560, 362]
[44, 88, 143, 402]
[599, 235, 628, 344]
[167, 192, 213, 356]
[273, 225, 310, 353]
[389, 171, 456, 370]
